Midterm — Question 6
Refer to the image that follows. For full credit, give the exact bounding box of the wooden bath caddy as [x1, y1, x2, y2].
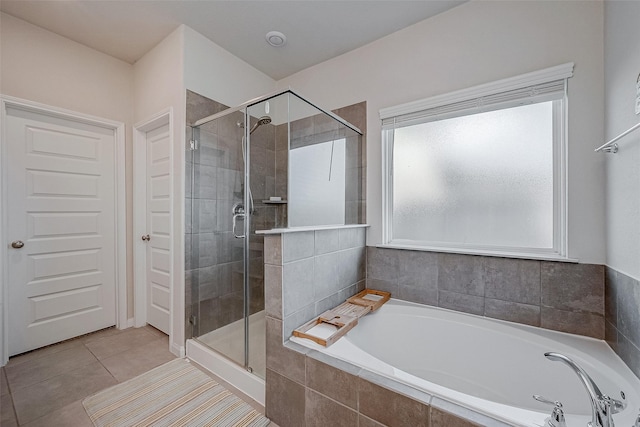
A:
[292, 289, 391, 347]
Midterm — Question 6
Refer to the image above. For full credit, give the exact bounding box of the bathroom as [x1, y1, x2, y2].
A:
[1, 1, 640, 426]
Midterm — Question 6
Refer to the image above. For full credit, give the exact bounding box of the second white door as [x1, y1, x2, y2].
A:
[142, 123, 171, 334]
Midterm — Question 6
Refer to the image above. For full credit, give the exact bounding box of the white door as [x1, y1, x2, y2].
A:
[6, 105, 117, 356]
[143, 124, 171, 334]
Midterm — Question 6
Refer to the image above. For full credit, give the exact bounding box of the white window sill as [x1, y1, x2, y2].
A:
[377, 243, 578, 263]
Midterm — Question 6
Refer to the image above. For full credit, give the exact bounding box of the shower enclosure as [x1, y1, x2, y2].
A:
[186, 90, 363, 380]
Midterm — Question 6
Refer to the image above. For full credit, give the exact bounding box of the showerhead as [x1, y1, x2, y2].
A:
[249, 116, 272, 134]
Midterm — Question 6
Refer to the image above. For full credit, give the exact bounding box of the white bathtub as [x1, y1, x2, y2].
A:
[291, 299, 640, 427]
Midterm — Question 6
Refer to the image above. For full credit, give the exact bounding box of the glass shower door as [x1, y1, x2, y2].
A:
[191, 109, 246, 369]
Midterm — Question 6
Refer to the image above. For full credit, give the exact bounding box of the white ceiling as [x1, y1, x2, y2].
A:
[0, 0, 466, 80]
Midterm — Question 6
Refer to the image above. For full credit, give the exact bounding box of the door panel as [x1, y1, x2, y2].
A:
[145, 124, 171, 334]
[6, 106, 117, 356]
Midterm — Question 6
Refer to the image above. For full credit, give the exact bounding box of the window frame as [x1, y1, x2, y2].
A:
[380, 63, 573, 261]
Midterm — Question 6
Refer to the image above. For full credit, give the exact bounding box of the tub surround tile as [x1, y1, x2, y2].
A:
[605, 320, 618, 353]
[605, 267, 618, 326]
[617, 271, 640, 348]
[397, 285, 438, 307]
[339, 227, 366, 250]
[367, 247, 400, 282]
[357, 375, 429, 427]
[305, 389, 358, 427]
[430, 399, 513, 427]
[283, 303, 316, 339]
[541, 262, 604, 315]
[282, 258, 315, 317]
[359, 415, 387, 427]
[306, 352, 360, 409]
[618, 333, 640, 379]
[605, 266, 640, 380]
[430, 407, 481, 427]
[540, 307, 604, 339]
[439, 290, 485, 316]
[266, 369, 306, 427]
[398, 250, 438, 289]
[366, 247, 609, 343]
[283, 231, 315, 262]
[264, 264, 283, 319]
[313, 252, 341, 300]
[266, 316, 306, 385]
[483, 257, 540, 305]
[438, 253, 484, 297]
[484, 298, 540, 327]
[314, 229, 340, 255]
[338, 246, 366, 288]
[367, 277, 399, 296]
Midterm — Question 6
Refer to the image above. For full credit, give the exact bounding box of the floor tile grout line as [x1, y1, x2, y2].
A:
[6, 349, 102, 394]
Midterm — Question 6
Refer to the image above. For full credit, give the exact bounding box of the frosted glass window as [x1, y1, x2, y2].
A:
[392, 101, 556, 251]
[289, 139, 346, 227]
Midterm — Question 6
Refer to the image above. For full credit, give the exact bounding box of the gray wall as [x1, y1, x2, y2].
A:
[603, 1, 640, 381]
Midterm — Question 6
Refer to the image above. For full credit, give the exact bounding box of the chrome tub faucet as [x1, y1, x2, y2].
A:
[544, 352, 626, 427]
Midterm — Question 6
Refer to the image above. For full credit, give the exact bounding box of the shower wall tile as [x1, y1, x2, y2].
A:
[541, 262, 604, 315]
[186, 90, 227, 125]
[194, 164, 218, 200]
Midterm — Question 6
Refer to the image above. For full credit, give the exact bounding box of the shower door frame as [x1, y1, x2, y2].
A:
[191, 88, 363, 374]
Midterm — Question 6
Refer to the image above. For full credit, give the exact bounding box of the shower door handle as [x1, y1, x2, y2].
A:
[232, 203, 245, 239]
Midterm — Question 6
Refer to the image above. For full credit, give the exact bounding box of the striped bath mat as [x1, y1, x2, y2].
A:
[82, 359, 270, 427]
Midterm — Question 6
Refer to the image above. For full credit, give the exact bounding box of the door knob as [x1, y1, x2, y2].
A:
[11, 240, 24, 249]
[141, 234, 150, 241]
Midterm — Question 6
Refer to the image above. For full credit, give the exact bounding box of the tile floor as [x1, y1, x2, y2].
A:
[1, 325, 271, 426]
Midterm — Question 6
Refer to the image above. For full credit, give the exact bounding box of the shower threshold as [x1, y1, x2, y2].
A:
[186, 310, 266, 406]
